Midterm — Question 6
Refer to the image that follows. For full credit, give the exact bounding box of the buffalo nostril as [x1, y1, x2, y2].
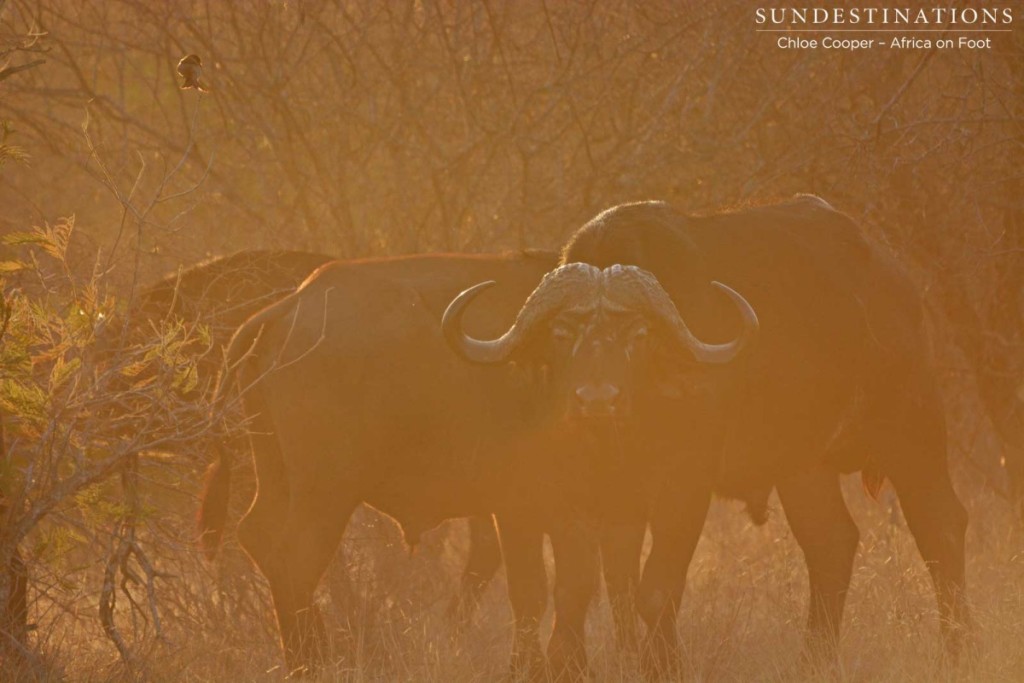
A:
[575, 384, 621, 411]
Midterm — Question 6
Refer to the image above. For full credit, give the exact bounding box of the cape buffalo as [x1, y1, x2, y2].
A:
[197, 252, 594, 675]
[130, 250, 334, 350]
[133, 250, 526, 623]
[444, 196, 971, 671]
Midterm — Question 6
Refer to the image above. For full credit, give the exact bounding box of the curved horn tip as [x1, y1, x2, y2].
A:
[711, 281, 758, 322]
[443, 280, 497, 323]
[712, 282, 761, 360]
[461, 280, 497, 299]
[443, 280, 517, 365]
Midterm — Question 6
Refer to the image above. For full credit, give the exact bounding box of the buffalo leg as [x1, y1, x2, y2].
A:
[638, 477, 712, 677]
[776, 465, 859, 662]
[547, 520, 600, 680]
[495, 514, 547, 679]
[600, 518, 646, 652]
[279, 501, 354, 676]
[889, 464, 971, 660]
[239, 489, 355, 676]
[448, 515, 503, 626]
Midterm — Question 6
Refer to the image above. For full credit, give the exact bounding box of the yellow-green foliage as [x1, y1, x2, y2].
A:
[0, 227, 218, 680]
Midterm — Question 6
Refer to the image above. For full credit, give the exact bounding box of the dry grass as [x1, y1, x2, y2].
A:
[8, 468, 1024, 683]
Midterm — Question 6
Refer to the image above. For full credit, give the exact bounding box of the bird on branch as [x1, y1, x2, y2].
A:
[177, 54, 208, 93]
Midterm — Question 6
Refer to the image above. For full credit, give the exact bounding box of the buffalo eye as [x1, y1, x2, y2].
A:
[547, 322, 578, 358]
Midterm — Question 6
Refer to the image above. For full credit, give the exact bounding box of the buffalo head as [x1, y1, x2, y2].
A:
[442, 263, 758, 420]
